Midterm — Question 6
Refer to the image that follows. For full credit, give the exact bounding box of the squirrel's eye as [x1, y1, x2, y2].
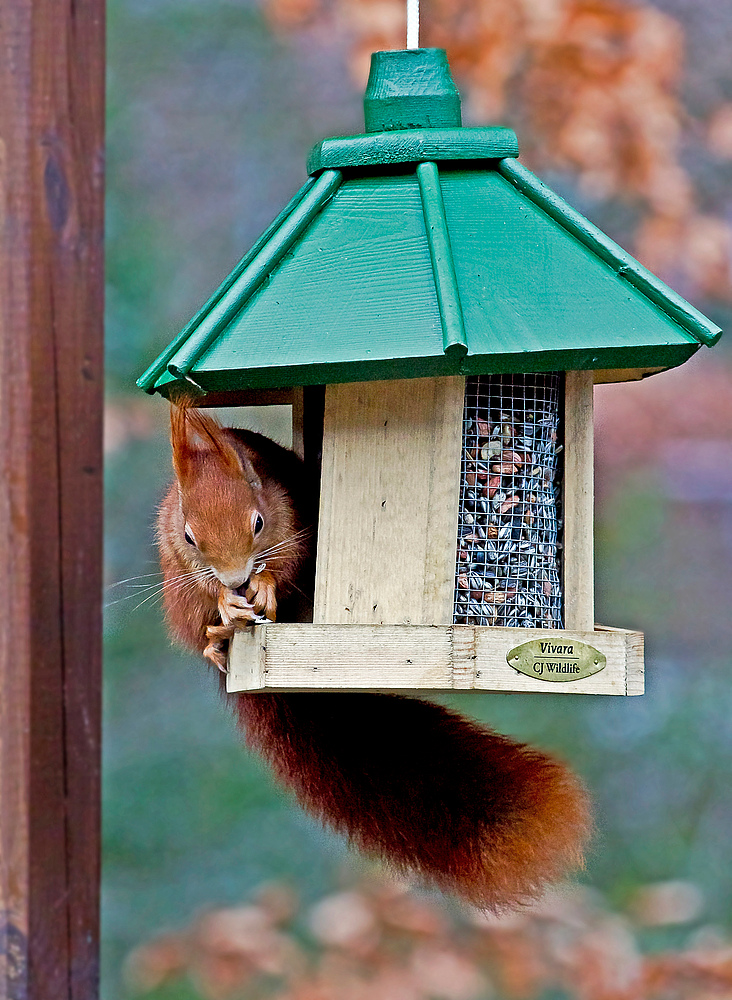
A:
[253, 512, 264, 536]
[184, 524, 197, 547]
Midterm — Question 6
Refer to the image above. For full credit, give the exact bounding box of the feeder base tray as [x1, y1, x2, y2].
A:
[227, 624, 643, 695]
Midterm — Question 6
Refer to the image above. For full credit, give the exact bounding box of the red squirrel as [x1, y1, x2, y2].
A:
[157, 399, 591, 910]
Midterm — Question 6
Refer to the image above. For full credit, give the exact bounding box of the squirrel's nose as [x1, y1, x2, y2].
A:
[215, 570, 249, 590]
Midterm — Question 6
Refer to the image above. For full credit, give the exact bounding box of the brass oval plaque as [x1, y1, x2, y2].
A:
[507, 638, 606, 682]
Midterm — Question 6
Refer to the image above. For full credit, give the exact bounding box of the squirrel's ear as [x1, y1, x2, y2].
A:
[170, 398, 196, 482]
[238, 454, 262, 492]
[170, 397, 253, 483]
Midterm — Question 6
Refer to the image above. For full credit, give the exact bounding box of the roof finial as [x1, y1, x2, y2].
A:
[363, 49, 462, 132]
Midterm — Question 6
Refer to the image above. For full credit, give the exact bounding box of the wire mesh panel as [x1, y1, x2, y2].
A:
[453, 374, 563, 628]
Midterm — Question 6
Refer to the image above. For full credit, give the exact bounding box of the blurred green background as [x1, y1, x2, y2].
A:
[104, 1, 732, 996]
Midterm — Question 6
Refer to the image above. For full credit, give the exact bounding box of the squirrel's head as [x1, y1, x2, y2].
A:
[168, 399, 294, 590]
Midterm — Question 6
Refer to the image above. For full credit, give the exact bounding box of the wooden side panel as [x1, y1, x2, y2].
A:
[563, 371, 595, 630]
[228, 623, 643, 696]
[0, 0, 104, 995]
[313, 377, 464, 625]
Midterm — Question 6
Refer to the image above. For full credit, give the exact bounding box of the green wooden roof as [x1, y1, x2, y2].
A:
[138, 48, 721, 399]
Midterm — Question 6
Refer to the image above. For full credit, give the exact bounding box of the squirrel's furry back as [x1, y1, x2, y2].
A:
[160, 400, 591, 910]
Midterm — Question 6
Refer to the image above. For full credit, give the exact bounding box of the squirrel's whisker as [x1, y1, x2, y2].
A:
[286, 580, 313, 602]
[122, 568, 212, 612]
[257, 545, 300, 560]
[105, 580, 175, 608]
[257, 527, 312, 556]
[107, 571, 164, 589]
[112, 567, 207, 599]
[166, 577, 213, 605]
[130, 573, 210, 613]
[257, 535, 311, 558]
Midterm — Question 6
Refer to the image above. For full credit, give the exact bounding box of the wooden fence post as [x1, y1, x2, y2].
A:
[0, 0, 104, 996]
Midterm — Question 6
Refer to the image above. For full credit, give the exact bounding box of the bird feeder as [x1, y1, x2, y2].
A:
[138, 48, 722, 698]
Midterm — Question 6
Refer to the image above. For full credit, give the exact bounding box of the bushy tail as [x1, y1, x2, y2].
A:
[234, 692, 591, 910]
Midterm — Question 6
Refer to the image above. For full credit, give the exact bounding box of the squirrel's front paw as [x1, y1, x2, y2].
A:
[247, 570, 277, 621]
[218, 588, 261, 628]
[204, 623, 234, 673]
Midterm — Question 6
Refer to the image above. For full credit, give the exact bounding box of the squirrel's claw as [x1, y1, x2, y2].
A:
[218, 588, 260, 627]
[209, 589, 270, 674]
[246, 570, 277, 621]
[204, 627, 231, 673]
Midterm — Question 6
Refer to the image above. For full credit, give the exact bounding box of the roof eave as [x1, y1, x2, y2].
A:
[150, 339, 699, 398]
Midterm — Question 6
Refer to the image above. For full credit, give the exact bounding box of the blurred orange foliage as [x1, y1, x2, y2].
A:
[126, 875, 732, 1000]
[594, 354, 732, 479]
[262, 0, 732, 301]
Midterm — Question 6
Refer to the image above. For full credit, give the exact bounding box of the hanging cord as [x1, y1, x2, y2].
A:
[407, 0, 420, 48]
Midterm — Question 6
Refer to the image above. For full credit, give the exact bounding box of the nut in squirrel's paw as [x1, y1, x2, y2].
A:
[218, 587, 263, 627]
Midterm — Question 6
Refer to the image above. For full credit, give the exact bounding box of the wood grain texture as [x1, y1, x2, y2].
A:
[416, 161, 467, 355]
[228, 624, 643, 696]
[362, 49, 462, 132]
[169, 169, 343, 378]
[291, 387, 305, 460]
[0, 0, 104, 995]
[233, 628, 267, 690]
[626, 632, 645, 695]
[306, 127, 519, 174]
[160, 161, 702, 395]
[497, 158, 720, 348]
[598, 625, 646, 695]
[563, 371, 595, 631]
[313, 377, 464, 626]
[593, 367, 666, 384]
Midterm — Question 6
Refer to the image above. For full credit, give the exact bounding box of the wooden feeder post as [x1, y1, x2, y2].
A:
[139, 48, 722, 700]
[0, 0, 104, 995]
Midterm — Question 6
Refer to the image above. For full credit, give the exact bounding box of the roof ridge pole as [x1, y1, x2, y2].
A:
[167, 168, 343, 380]
[417, 160, 468, 357]
[138, 176, 318, 393]
[498, 157, 722, 348]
